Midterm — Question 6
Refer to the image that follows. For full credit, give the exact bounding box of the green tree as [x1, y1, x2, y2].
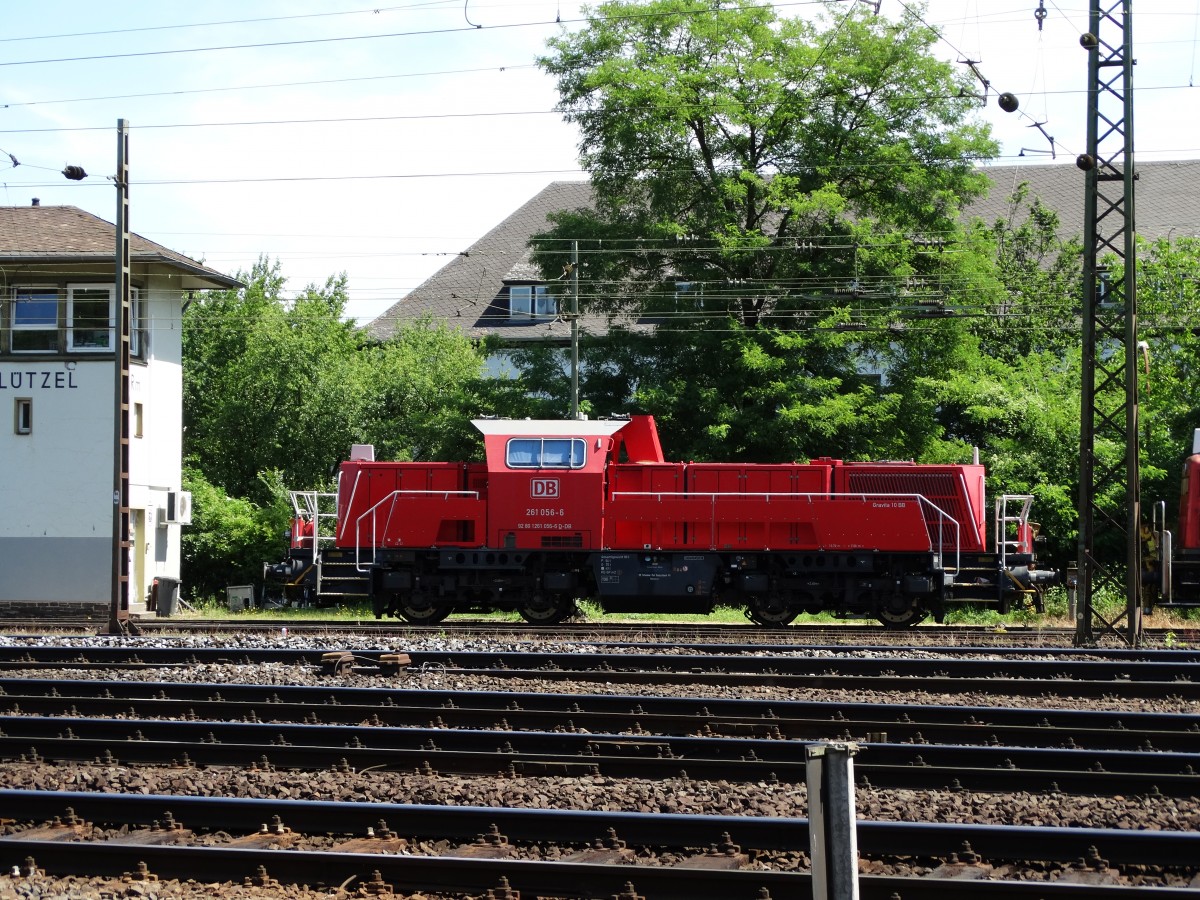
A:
[969, 182, 1081, 362]
[181, 466, 290, 602]
[1137, 235, 1200, 518]
[183, 257, 368, 501]
[181, 261, 488, 597]
[530, 0, 1000, 454]
[361, 316, 489, 462]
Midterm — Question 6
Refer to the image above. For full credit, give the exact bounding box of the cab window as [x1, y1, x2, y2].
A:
[507, 438, 586, 469]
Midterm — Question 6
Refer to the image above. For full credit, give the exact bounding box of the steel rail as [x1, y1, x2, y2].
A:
[4, 790, 1199, 868]
[3, 679, 1198, 753]
[6, 617, 1198, 645]
[2, 645, 1200, 677]
[7, 839, 1193, 900]
[4, 716, 1197, 796]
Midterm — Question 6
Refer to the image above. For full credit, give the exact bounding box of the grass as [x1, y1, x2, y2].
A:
[180, 585, 1200, 630]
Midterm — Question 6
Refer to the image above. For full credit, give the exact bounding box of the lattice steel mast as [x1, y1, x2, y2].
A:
[1075, 0, 1140, 646]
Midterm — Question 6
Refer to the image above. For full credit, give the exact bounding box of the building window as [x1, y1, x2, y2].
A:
[133, 402, 144, 439]
[131, 288, 145, 357]
[674, 281, 703, 309]
[67, 285, 114, 351]
[14, 398, 32, 435]
[509, 285, 556, 319]
[12, 287, 59, 353]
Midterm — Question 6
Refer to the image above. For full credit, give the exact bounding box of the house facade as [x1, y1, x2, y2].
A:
[0, 203, 240, 616]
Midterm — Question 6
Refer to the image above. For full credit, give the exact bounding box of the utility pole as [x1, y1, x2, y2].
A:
[106, 118, 138, 636]
[569, 240, 581, 419]
[1075, 1, 1140, 646]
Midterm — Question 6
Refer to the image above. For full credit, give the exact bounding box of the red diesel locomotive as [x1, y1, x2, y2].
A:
[265, 416, 1056, 627]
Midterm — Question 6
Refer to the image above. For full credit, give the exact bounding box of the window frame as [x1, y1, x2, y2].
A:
[11, 286, 60, 354]
[508, 284, 556, 319]
[67, 284, 115, 352]
[14, 397, 33, 435]
[130, 287, 145, 358]
[506, 437, 587, 470]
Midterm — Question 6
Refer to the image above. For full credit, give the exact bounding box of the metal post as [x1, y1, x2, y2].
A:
[570, 240, 580, 419]
[806, 742, 860, 900]
[106, 118, 138, 636]
[1075, 0, 1139, 647]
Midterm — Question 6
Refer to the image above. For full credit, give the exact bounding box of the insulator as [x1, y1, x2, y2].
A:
[61, 165, 88, 181]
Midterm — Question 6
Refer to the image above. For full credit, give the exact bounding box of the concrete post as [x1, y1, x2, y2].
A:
[806, 741, 860, 900]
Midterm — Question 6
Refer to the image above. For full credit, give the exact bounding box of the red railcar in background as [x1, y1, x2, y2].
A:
[266, 416, 1055, 627]
[1145, 429, 1200, 610]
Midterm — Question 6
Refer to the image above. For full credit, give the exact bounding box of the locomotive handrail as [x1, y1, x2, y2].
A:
[995, 494, 1035, 573]
[608, 490, 960, 574]
[354, 489, 481, 572]
[288, 490, 338, 557]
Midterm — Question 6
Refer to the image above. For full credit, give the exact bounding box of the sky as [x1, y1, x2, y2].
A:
[2, 1, 1198, 324]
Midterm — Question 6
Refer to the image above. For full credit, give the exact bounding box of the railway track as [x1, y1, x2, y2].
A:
[4, 790, 1199, 899]
[2, 677, 1198, 796]
[4, 619, 1195, 643]
[5, 616, 1199, 646]
[2, 636, 1197, 897]
[2, 644, 1199, 700]
[6, 678, 1198, 752]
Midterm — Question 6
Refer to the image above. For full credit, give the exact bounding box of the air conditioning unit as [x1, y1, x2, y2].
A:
[163, 490, 193, 525]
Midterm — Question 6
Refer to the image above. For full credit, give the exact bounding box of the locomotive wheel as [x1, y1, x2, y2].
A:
[745, 595, 798, 627]
[397, 592, 452, 625]
[518, 593, 578, 625]
[876, 597, 926, 629]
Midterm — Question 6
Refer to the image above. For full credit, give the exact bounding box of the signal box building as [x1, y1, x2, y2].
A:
[0, 203, 240, 617]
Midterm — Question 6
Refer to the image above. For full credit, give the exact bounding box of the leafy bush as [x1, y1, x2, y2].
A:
[181, 467, 290, 602]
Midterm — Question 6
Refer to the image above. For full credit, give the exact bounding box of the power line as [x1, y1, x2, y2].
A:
[0, 63, 537, 110]
[0, 2, 824, 69]
[0, 2, 453, 44]
[0, 108, 561, 134]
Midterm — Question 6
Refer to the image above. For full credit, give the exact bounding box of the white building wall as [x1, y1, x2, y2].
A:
[0, 359, 112, 603]
[0, 274, 187, 610]
[128, 278, 186, 607]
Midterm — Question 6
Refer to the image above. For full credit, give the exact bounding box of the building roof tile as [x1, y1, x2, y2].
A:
[0, 204, 241, 289]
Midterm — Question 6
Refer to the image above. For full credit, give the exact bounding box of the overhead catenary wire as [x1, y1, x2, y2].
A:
[0, 63, 539, 111]
[0, 2, 456, 44]
[0, 1, 830, 69]
[4, 3, 1198, 328]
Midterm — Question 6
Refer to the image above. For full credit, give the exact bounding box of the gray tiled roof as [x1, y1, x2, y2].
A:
[369, 161, 1200, 342]
[367, 181, 594, 342]
[0, 204, 241, 288]
[967, 159, 1200, 242]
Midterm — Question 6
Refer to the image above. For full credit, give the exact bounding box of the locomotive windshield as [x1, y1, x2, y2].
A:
[507, 438, 586, 469]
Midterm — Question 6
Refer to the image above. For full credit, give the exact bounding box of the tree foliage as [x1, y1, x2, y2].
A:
[183, 257, 367, 501]
[536, 0, 997, 323]
[526, 0, 1008, 459]
[181, 258, 486, 596]
[181, 466, 290, 602]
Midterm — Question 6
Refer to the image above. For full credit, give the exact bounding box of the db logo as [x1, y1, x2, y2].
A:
[531, 478, 560, 498]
